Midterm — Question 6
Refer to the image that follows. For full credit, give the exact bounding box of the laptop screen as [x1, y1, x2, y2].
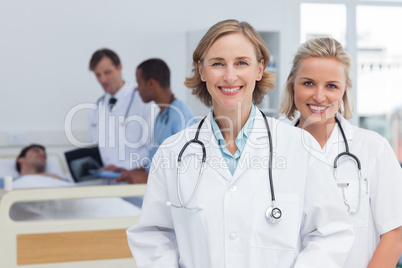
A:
[64, 146, 103, 183]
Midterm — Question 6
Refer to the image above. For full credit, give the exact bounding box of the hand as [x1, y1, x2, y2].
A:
[100, 164, 127, 173]
[115, 167, 149, 184]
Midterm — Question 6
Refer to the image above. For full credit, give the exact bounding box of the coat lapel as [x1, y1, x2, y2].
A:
[196, 111, 233, 182]
[232, 110, 270, 182]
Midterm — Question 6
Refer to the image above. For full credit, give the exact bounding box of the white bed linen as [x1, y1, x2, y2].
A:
[9, 175, 141, 221]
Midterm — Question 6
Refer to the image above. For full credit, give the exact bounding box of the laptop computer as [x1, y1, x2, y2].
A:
[64, 146, 123, 183]
[64, 146, 104, 183]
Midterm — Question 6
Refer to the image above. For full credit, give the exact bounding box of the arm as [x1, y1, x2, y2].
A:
[126, 150, 179, 267]
[99, 164, 127, 172]
[115, 167, 148, 184]
[295, 156, 354, 268]
[368, 138, 402, 267]
[368, 226, 402, 268]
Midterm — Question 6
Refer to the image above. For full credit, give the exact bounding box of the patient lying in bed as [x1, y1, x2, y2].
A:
[8, 144, 141, 221]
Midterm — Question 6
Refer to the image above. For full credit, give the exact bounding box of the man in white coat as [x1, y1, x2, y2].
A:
[89, 48, 154, 173]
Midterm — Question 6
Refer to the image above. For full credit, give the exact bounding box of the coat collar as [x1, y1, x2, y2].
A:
[196, 108, 269, 144]
[231, 109, 271, 181]
[290, 114, 355, 146]
[194, 111, 231, 181]
[328, 113, 355, 145]
[190, 109, 271, 183]
[297, 113, 356, 166]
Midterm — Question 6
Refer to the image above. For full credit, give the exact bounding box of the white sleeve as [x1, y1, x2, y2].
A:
[370, 138, 402, 234]
[88, 101, 99, 144]
[294, 155, 355, 268]
[126, 150, 179, 268]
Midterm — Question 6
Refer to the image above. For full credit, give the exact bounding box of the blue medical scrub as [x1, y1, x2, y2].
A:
[148, 99, 197, 170]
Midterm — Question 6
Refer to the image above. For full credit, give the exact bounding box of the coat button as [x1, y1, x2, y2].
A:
[230, 232, 238, 239]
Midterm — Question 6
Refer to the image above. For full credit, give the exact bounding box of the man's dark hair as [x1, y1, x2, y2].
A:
[137, 58, 170, 88]
[89, 48, 121, 71]
[16, 144, 46, 173]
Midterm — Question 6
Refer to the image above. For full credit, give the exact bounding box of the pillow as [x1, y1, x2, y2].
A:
[0, 154, 71, 181]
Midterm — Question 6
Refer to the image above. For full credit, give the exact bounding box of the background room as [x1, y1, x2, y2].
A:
[0, 0, 298, 158]
[2, 1, 402, 267]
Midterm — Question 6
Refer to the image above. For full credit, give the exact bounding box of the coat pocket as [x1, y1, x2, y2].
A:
[337, 179, 369, 227]
[251, 192, 301, 250]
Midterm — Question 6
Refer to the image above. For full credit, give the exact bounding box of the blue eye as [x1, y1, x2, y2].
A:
[238, 61, 248, 66]
[327, 84, 338, 89]
[212, 62, 223, 66]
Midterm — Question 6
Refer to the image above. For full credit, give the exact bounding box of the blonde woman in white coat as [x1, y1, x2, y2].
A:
[126, 20, 354, 268]
[280, 37, 402, 268]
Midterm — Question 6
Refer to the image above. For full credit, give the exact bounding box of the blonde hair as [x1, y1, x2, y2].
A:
[184, 19, 276, 107]
[280, 37, 353, 120]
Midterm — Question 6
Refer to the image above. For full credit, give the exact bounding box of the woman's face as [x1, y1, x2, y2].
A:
[199, 32, 264, 114]
[294, 57, 346, 126]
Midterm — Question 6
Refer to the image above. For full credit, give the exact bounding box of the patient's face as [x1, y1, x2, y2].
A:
[23, 147, 47, 172]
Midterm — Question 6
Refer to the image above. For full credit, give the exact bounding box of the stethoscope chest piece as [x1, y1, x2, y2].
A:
[168, 110, 282, 225]
[266, 205, 282, 224]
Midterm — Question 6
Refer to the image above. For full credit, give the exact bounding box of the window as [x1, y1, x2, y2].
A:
[357, 5, 402, 160]
[300, 3, 347, 46]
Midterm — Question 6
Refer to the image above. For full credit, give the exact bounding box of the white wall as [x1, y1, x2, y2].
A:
[0, 0, 300, 153]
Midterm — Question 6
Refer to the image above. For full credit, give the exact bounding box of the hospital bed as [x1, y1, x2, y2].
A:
[0, 184, 145, 267]
[0, 153, 144, 267]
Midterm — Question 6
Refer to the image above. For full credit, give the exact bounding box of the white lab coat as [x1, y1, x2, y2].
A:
[301, 113, 402, 268]
[89, 82, 156, 170]
[127, 111, 354, 268]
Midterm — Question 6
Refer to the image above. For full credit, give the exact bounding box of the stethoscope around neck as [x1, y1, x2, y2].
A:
[295, 117, 362, 215]
[166, 109, 282, 224]
[99, 87, 136, 126]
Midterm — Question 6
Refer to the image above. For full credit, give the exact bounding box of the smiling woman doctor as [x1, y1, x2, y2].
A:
[280, 37, 402, 268]
[126, 20, 354, 268]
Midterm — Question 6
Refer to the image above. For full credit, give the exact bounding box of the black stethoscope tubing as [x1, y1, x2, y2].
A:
[261, 109, 275, 202]
[333, 117, 361, 170]
[178, 116, 207, 164]
[295, 116, 362, 215]
[179, 110, 274, 199]
[170, 109, 281, 223]
[98, 87, 136, 122]
[295, 117, 361, 170]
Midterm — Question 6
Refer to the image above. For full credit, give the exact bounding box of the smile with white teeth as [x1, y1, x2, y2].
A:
[219, 86, 242, 93]
[308, 104, 328, 111]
